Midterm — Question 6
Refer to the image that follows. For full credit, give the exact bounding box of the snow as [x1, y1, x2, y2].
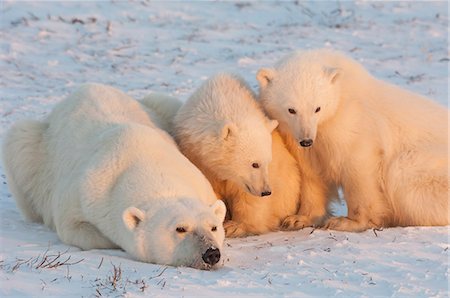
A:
[0, 1, 448, 297]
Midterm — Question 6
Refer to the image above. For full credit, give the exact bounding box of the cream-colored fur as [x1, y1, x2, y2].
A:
[2, 83, 226, 269]
[258, 49, 449, 231]
[139, 92, 182, 134]
[173, 73, 303, 237]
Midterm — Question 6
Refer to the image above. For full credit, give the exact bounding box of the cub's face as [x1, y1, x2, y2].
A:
[257, 57, 340, 148]
[216, 118, 278, 198]
[123, 199, 226, 270]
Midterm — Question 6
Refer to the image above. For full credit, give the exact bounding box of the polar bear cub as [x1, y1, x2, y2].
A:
[173, 73, 303, 237]
[2, 83, 226, 269]
[257, 48, 449, 231]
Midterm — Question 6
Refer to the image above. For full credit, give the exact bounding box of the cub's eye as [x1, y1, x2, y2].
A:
[176, 227, 186, 233]
[211, 226, 217, 232]
[288, 108, 296, 114]
[315, 107, 321, 113]
[252, 163, 260, 169]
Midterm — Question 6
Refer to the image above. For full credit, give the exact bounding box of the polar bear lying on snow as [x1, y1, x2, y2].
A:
[257, 48, 449, 232]
[2, 84, 226, 269]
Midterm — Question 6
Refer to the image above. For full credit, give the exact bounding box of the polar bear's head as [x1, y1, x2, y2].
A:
[215, 117, 278, 197]
[257, 50, 342, 147]
[122, 199, 226, 270]
[175, 73, 279, 198]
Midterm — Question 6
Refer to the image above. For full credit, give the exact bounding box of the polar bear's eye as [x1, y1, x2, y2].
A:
[176, 227, 186, 233]
[315, 107, 321, 113]
[288, 108, 297, 114]
[211, 226, 217, 232]
[252, 163, 260, 169]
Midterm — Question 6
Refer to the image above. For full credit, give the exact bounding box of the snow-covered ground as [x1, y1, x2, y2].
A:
[0, 1, 448, 297]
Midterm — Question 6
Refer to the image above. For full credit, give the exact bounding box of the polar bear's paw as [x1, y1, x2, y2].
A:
[224, 220, 252, 238]
[280, 215, 313, 231]
[323, 216, 376, 232]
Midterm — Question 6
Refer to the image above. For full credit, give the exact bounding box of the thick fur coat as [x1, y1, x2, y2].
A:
[258, 49, 449, 231]
[2, 83, 226, 269]
[173, 73, 303, 237]
[139, 92, 182, 134]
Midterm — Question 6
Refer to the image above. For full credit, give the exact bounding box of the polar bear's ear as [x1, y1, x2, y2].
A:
[211, 200, 226, 223]
[123, 207, 146, 231]
[323, 67, 340, 84]
[220, 121, 237, 141]
[266, 119, 279, 132]
[257, 68, 277, 88]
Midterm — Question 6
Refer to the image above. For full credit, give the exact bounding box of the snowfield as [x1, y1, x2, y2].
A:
[0, 1, 448, 297]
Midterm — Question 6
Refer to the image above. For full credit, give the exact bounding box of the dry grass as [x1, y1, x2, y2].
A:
[91, 262, 150, 297]
[0, 248, 168, 296]
[1, 247, 84, 273]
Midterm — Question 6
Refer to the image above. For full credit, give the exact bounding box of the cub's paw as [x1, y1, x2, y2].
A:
[224, 220, 250, 238]
[280, 215, 313, 231]
[323, 216, 374, 232]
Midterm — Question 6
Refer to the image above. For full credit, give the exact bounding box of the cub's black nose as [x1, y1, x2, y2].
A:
[202, 247, 220, 266]
[261, 191, 272, 197]
[299, 139, 313, 147]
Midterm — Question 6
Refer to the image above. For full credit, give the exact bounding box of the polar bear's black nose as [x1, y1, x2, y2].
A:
[202, 247, 221, 266]
[261, 191, 272, 197]
[299, 139, 313, 147]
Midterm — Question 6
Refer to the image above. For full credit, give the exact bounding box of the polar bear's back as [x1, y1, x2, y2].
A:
[49, 83, 155, 131]
[38, 85, 141, 190]
[79, 123, 217, 223]
[44, 83, 155, 179]
[275, 49, 369, 80]
[364, 79, 448, 150]
[43, 84, 211, 204]
[55, 85, 214, 199]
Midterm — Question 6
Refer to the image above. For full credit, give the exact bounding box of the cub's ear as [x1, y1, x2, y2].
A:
[257, 68, 277, 89]
[210, 200, 226, 223]
[220, 121, 238, 141]
[267, 119, 279, 132]
[323, 67, 340, 84]
[123, 207, 146, 231]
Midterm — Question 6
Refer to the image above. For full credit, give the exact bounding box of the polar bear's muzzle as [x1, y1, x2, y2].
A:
[245, 182, 272, 198]
[202, 246, 221, 266]
[188, 233, 223, 270]
[190, 246, 222, 270]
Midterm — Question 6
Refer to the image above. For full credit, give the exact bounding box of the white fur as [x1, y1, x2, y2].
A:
[174, 73, 278, 197]
[258, 49, 449, 231]
[173, 73, 303, 237]
[139, 92, 182, 134]
[2, 83, 226, 269]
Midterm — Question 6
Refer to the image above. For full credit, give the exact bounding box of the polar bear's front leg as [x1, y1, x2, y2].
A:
[57, 221, 119, 250]
[324, 169, 388, 232]
[223, 220, 256, 238]
[323, 216, 377, 232]
[281, 215, 317, 231]
[281, 160, 330, 230]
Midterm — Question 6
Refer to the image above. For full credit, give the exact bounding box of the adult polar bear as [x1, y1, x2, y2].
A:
[2, 84, 226, 269]
[257, 49, 449, 232]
